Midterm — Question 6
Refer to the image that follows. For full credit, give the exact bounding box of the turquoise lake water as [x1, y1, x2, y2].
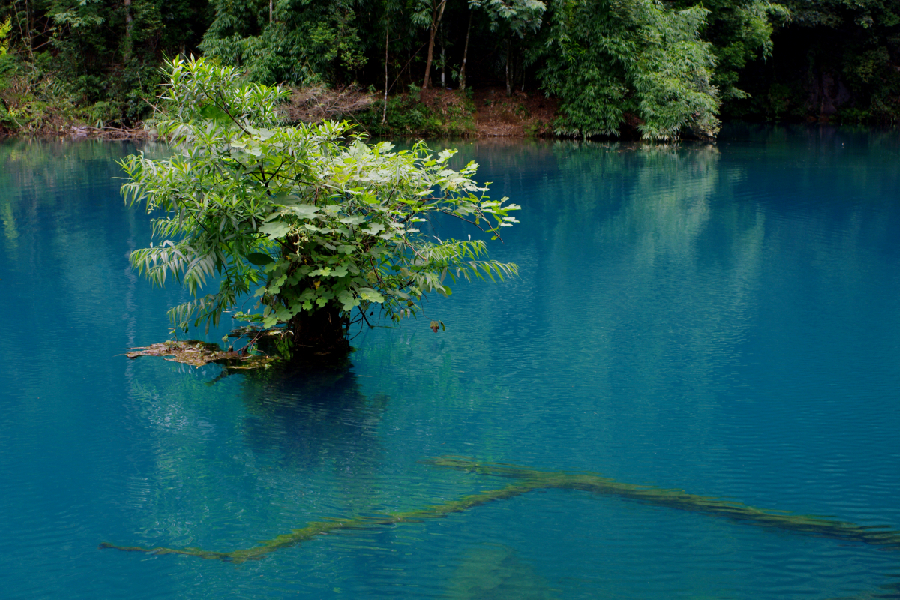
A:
[2, 126, 900, 599]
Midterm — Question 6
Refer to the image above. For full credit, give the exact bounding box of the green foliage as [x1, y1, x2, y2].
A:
[675, 0, 789, 102]
[0, 0, 209, 131]
[471, 0, 546, 37]
[3, 0, 897, 133]
[540, 0, 720, 140]
[728, 0, 900, 122]
[355, 93, 477, 137]
[200, 0, 366, 86]
[122, 58, 519, 352]
[0, 17, 10, 57]
[471, 0, 547, 94]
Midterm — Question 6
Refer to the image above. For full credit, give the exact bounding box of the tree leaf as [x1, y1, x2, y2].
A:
[288, 204, 322, 219]
[199, 103, 230, 123]
[259, 222, 291, 240]
[246, 252, 274, 266]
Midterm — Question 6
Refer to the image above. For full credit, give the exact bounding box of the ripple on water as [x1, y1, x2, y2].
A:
[3, 133, 900, 599]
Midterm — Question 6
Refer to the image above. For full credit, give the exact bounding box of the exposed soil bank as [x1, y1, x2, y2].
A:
[2, 85, 563, 140]
[469, 88, 558, 138]
[284, 86, 559, 139]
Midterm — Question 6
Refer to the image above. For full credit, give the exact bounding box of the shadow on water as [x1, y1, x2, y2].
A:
[719, 122, 900, 151]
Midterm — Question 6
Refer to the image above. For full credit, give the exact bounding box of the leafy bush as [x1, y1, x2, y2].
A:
[122, 58, 519, 356]
[355, 93, 476, 137]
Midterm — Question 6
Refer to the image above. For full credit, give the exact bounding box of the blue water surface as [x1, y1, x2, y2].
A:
[2, 126, 900, 599]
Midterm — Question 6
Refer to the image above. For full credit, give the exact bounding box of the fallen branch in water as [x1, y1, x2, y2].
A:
[100, 456, 900, 565]
[67, 125, 155, 139]
[426, 457, 900, 549]
[124, 339, 275, 369]
[100, 481, 539, 563]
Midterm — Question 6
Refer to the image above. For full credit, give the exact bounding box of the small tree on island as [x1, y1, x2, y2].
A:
[122, 58, 519, 361]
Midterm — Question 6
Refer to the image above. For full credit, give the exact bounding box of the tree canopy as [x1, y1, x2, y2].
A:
[540, 0, 720, 139]
[3, 0, 899, 135]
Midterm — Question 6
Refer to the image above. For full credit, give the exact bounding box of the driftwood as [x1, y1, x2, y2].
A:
[124, 339, 275, 369]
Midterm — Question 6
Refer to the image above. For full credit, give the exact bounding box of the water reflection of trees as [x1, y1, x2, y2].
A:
[419, 139, 763, 482]
[9, 134, 899, 594]
[0, 139, 173, 422]
[453, 139, 751, 380]
[0, 139, 167, 258]
[427, 132, 900, 499]
[124, 358, 390, 548]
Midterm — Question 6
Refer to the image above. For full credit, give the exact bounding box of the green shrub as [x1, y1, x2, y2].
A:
[122, 58, 519, 356]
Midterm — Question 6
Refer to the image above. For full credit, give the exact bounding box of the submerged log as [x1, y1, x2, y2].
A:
[100, 457, 900, 566]
[100, 481, 539, 563]
[426, 457, 900, 550]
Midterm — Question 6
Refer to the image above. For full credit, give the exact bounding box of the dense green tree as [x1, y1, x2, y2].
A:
[470, 0, 545, 95]
[1, 0, 209, 124]
[0, 17, 11, 57]
[539, 0, 720, 139]
[200, 0, 367, 86]
[672, 0, 788, 102]
[411, 0, 448, 90]
[5, 0, 900, 132]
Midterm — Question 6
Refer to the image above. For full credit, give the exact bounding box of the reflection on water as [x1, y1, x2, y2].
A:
[2, 128, 900, 599]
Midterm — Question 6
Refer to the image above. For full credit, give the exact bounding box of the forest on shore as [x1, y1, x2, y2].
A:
[1, 0, 899, 139]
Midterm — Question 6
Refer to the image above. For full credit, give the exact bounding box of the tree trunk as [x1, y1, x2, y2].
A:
[383, 21, 389, 124]
[287, 305, 349, 354]
[422, 23, 437, 90]
[123, 0, 133, 61]
[422, 0, 446, 91]
[16, 0, 34, 64]
[505, 39, 512, 96]
[459, 12, 472, 91]
[519, 51, 525, 92]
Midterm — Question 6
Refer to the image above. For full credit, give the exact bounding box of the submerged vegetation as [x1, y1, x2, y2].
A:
[123, 57, 518, 358]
